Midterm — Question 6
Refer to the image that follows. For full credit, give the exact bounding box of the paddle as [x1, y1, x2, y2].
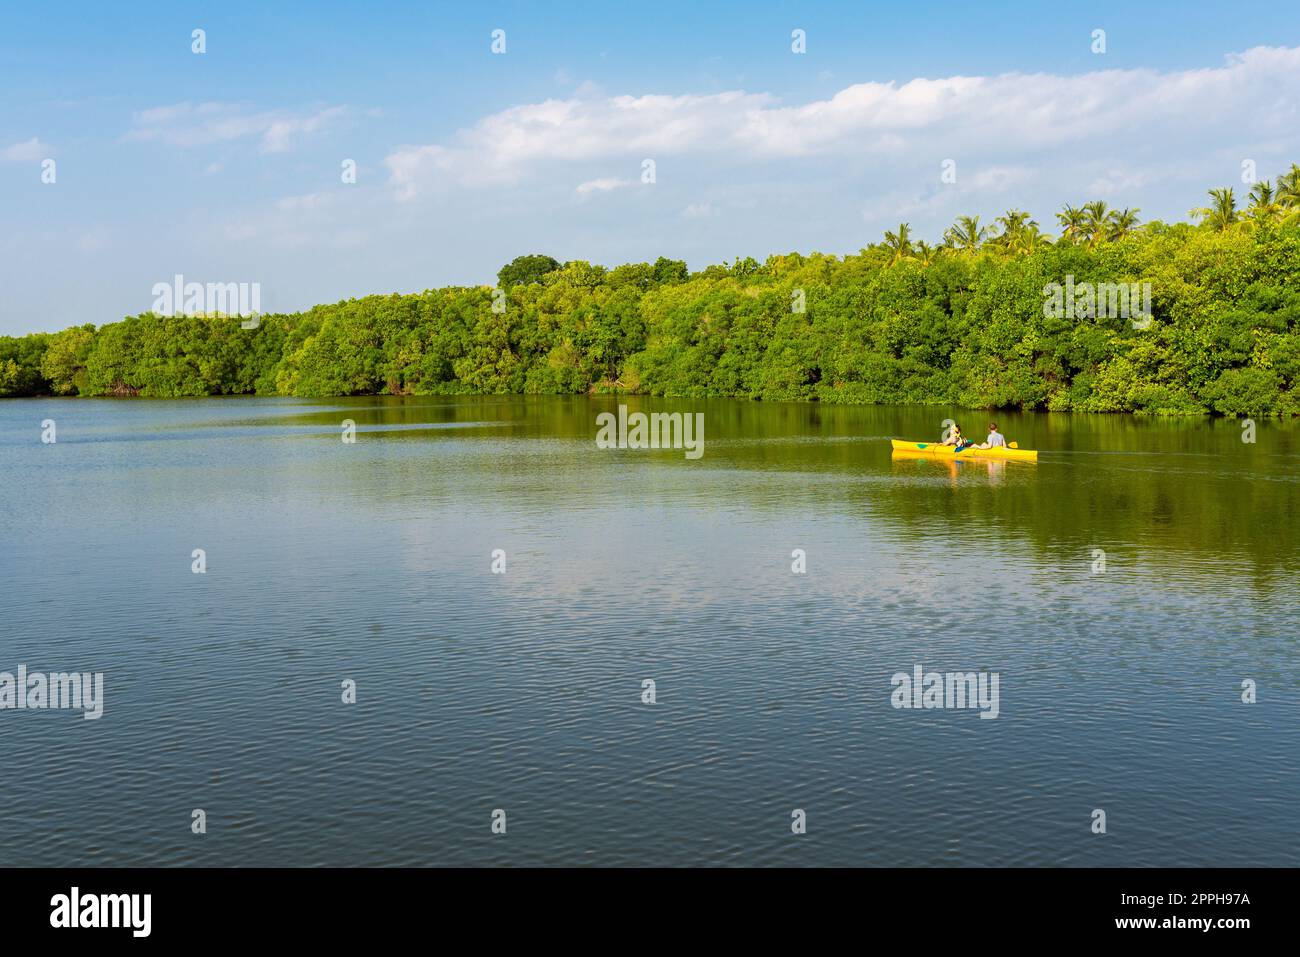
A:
[956, 440, 1017, 455]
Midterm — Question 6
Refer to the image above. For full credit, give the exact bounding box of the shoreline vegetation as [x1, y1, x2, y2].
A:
[5, 169, 1300, 415]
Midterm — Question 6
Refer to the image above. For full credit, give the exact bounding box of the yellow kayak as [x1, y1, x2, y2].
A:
[891, 439, 1038, 462]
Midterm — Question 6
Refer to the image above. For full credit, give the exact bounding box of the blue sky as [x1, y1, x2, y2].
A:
[3, 1, 1299, 334]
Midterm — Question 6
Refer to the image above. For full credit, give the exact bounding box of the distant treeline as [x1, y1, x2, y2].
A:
[5, 172, 1300, 415]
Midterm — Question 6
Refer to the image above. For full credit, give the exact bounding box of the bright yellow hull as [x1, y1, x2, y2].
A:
[891, 439, 1038, 462]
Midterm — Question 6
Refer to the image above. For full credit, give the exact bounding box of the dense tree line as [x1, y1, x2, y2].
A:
[5, 168, 1300, 415]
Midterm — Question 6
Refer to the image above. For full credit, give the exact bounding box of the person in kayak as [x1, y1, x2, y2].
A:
[942, 422, 975, 452]
[975, 422, 1007, 450]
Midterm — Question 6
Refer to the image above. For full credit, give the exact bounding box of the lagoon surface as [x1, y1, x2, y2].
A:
[0, 395, 1296, 866]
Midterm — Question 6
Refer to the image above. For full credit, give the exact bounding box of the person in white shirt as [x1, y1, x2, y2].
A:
[977, 422, 1008, 449]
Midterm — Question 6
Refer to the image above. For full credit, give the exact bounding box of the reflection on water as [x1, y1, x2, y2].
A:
[891, 450, 1014, 487]
[0, 395, 1296, 866]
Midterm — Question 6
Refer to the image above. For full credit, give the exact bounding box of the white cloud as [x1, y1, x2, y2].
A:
[385, 145, 450, 200]
[221, 190, 364, 249]
[968, 166, 1033, 192]
[385, 46, 1300, 200]
[385, 91, 770, 196]
[1, 137, 51, 162]
[575, 177, 629, 195]
[124, 102, 346, 153]
[863, 164, 1037, 224]
[275, 192, 333, 211]
[682, 203, 715, 219]
[1088, 168, 1155, 195]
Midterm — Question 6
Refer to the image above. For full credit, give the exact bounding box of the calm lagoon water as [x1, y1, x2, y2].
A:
[0, 395, 1296, 866]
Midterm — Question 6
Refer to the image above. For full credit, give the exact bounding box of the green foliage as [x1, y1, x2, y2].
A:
[40, 325, 96, 395]
[5, 187, 1300, 414]
[0, 333, 51, 396]
[496, 254, 561, 288]
[652, 257, 689, 284]
[1201, 367, 1282, 415]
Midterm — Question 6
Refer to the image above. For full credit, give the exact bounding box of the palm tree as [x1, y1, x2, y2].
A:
[1083, 201, 1110, 246]
[1190, 187, 1238, 231]
[1016, 224, 1053, 255]
[1246, 182, 1282, 225]
[991, 209, 1025, 249]
[995, 209, 1033, 232]
[943, 215, 988, 253]
[1055, 205, 1088, 244]
[914, 240, 938, 266]
[993, 209, 1042, 255]
[881, 223, 914, 264]
[1277, 163, 1300, 208]
[1106, 207, 1142, 240]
